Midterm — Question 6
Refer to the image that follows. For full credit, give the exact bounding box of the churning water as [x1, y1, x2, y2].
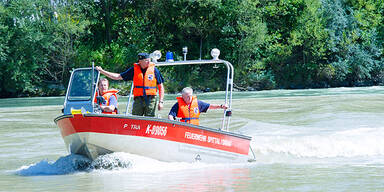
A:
[1, 87, 384, 191]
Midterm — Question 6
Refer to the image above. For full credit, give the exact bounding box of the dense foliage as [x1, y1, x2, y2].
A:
[0, 0, 383, 97]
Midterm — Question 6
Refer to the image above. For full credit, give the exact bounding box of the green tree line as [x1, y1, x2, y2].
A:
[0, 0, 383, 98]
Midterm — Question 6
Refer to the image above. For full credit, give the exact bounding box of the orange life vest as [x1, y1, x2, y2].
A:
[95, 89, 119, 114]
[177, 96, 200, 125]
[102, 89, 118, 106]
[133, 63, 157, 97]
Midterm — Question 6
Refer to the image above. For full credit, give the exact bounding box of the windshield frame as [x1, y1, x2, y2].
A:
[65, 68, 99, 104]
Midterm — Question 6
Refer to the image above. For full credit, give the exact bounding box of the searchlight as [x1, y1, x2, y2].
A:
[151, 50, 162, 62]
[211, 48, 220, 60]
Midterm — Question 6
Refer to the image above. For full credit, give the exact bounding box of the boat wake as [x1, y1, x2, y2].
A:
[239, 120, 384, 164]
[15, 153, 133, 176]
[15, 154, 91, 176]
[15, 152, 238, 176]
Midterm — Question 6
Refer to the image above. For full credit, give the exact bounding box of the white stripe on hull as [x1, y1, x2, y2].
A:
[64, 132, 250, 163]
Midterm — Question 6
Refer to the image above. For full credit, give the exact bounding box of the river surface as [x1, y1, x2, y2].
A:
[1, 87, 384, 191]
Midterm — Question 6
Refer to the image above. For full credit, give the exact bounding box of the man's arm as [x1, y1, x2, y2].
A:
[100, 95, 117, 112]
[168, 103, 178, 120]
[157, 83, 164, 111]
[208, 103, 228, 110]
[96, 66, 123, 80]
[100, 104, 116, 112]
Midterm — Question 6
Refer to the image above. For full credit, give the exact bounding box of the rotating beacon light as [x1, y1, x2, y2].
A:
[165, 51, 174, 62]
[150, 50, 162, 62]
[211, 48, 220, 60]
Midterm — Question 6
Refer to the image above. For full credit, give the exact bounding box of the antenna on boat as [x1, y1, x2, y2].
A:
[91, 61, 95, 111]
[182, 46, 188, 61]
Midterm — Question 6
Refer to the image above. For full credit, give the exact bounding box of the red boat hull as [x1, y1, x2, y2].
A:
[55, 114, 252, 163]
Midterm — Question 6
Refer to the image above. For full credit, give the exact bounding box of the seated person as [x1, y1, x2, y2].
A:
[168, 87, 227, 126]
[96, 78, 119, 114]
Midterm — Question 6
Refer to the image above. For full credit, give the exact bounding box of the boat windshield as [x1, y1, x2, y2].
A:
[67, 69, 98, 101]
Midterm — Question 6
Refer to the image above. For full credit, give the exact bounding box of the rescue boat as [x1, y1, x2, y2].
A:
[54, 49, 255, 163]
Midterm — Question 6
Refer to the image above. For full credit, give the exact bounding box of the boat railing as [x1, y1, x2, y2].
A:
[125, 49, 234, 131]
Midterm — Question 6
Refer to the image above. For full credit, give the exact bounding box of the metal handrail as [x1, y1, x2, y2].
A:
[125, 59, 234, 131]
[125, 82, 134, 115]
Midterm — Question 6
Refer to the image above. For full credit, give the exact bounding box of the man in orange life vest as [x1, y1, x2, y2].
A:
[96, 78, 118, 114]
[96, 53, 165, 117]
[168, 87, 228, 126]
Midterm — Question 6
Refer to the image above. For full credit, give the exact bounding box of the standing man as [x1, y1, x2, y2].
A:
[168, 87, 227, 126]
[96, 53, 165, 117]
[96, 78, 118, 114]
